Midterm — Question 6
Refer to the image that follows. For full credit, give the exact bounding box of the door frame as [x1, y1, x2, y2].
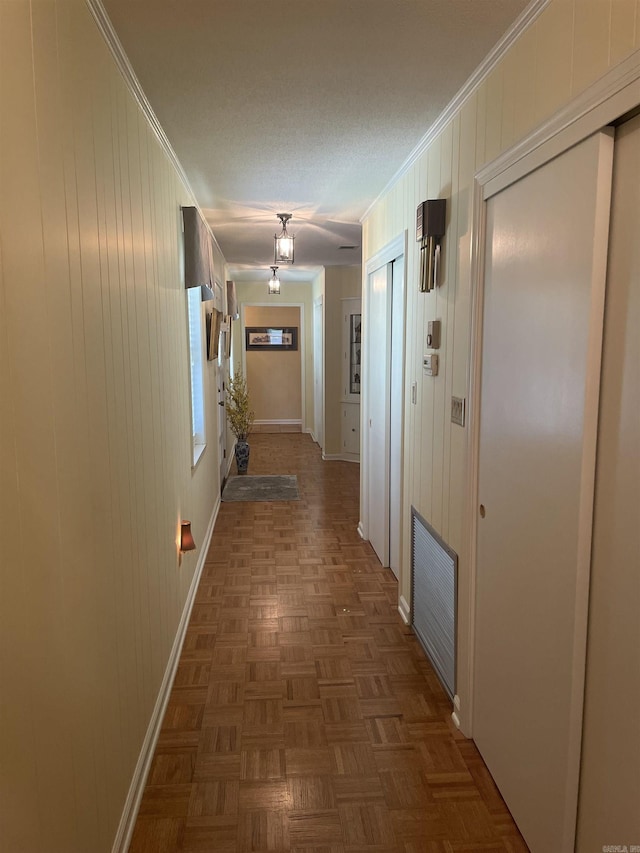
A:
[460, 47, 640, 743]
[313, 296, 324, 448]
[360, 232, 407, 568]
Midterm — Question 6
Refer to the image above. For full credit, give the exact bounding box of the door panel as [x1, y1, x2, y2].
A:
[474, 131, 613, 853]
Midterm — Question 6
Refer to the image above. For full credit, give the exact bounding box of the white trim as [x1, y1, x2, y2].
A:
[313, 296, 325, 452]
[225, 443, 236, 479]
[451, 694, 461, 730]
[459, 176, 487, 739]
[361, 233, 407, 565]
[84, 0, 225, 259]
[111, 499, 220, 853]
[322, 452, 359, 463]
[398, 595, 410, 625]
[360, 0, 550, 223]
[364, 233, 406, 276]
[480, 49, 640, 199]
[357, 521, 366, 540]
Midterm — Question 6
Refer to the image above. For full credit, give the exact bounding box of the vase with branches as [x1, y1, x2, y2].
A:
[225, 370, 254, 473]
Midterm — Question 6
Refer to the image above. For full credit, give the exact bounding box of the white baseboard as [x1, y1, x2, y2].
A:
[254, 419, 302, 426]
[451, 694, 462, 730]
[357, 521, 366, 540]
[322, 452, 360, 463]
[398, 595, 410, 625]
[111, 498, 220, 853]
[225, 444, 235, 479]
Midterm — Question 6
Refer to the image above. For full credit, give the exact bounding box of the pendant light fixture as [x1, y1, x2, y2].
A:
[267, 266, 281, 295]
[274, 213, 295, 264]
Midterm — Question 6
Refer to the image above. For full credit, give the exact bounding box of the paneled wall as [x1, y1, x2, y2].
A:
[0, 2, 224, 850]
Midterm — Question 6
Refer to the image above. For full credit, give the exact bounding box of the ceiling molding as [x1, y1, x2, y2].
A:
[360, 0, 550, 223]
[84, 0, 225, 257]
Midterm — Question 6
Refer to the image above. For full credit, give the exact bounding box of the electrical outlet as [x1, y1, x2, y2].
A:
[451, 396, 466, 426]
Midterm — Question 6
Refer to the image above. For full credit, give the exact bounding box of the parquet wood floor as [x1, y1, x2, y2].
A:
[130, 433, 528, 853]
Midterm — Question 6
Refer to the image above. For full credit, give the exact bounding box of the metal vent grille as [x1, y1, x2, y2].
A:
[411, 508, 457, 700]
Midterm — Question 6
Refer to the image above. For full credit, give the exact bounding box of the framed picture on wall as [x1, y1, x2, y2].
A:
[245, 326, 298, 351]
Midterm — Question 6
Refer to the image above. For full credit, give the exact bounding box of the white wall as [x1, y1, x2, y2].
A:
[0, 2, 224, 850]
[233, 280, 315, 431]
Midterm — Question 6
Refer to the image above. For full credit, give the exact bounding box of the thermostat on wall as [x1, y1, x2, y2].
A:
[423, 354, 439, 376]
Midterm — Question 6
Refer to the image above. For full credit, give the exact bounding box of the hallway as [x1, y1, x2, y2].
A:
[130, 433, 526, 852]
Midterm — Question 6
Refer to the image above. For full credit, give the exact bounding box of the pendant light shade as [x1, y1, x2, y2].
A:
[274, 213, 295, 264]
[267, 266, 281, 295]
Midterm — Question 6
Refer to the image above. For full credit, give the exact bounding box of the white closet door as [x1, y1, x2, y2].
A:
[474, 131, 613, 853]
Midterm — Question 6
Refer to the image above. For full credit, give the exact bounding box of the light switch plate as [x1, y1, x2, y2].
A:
[423, 354, 439, 376]
[451, 396, 466, 426]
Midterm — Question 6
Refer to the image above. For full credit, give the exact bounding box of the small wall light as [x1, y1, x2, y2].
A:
[180, 521, 196, 553]
[274, 213, 295, 264]
[267, 265, 281, 295]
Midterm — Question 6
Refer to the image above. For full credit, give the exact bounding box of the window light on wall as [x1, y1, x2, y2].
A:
[187, 286, 206, 465]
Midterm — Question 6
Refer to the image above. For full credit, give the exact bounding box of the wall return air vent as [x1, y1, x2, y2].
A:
[411, 507, 457, 700]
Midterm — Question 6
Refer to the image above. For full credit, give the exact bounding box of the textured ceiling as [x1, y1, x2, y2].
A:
[101, 0, 530, 278]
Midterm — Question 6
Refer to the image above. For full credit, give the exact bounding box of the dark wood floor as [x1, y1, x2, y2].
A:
[130, 433, 527, 852]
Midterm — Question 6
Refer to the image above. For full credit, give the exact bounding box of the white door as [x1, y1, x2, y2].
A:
[474, 131, 613, 853]
[389, 256, 404, 579]
[366, 264, 391, 565]
[313, 298, 323, 447]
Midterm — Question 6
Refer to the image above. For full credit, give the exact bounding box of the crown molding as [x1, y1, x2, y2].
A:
[85, 0, 225, 256]
[360, 0, 550, 223]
